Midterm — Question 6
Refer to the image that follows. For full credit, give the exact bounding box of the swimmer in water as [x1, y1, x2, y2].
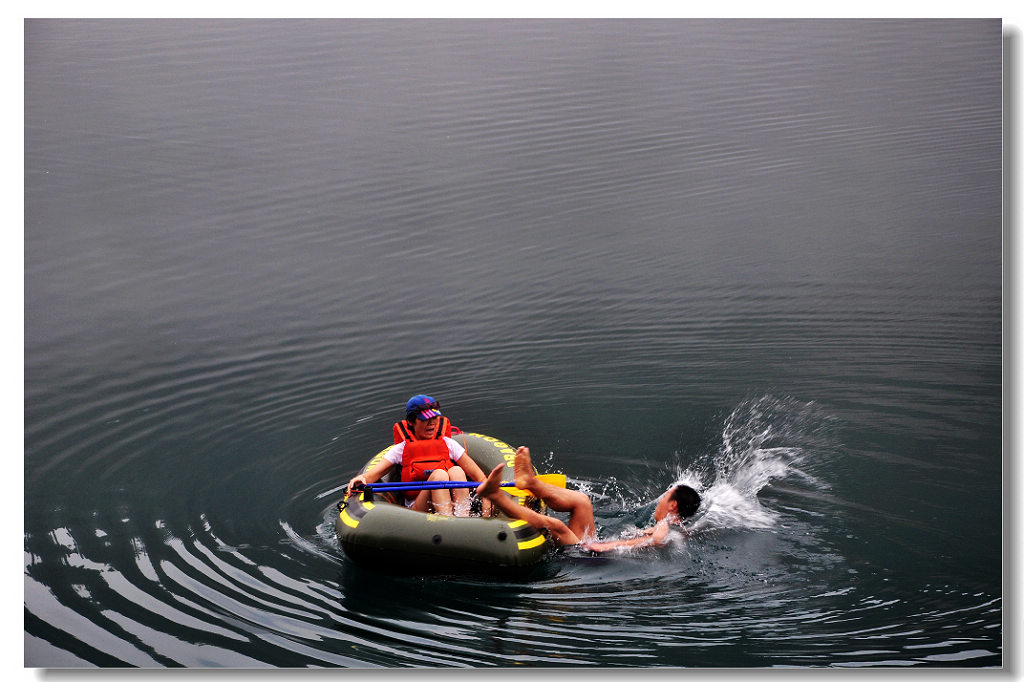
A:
[475, 446, 701, 552]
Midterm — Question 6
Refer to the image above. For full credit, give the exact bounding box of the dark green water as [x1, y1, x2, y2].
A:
[25, 19, 1002, 667]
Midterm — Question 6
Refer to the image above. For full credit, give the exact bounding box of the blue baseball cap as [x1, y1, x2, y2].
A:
[406, 394, 442, 420]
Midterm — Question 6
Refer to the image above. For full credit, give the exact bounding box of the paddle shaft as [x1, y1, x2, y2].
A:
[356, 472, 564, 493]
[359, 481, 507, 492]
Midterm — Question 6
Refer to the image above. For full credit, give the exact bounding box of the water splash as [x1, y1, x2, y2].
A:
[682, 395, 837, 532]
[562, 395, 837, 550]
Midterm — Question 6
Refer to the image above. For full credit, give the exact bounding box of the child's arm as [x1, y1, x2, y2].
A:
[347, 457, 395, 491]
[456, 452, 487, 483]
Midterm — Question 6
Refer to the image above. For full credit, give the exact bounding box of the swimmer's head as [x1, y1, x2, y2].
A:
[654, 484, 702, 522]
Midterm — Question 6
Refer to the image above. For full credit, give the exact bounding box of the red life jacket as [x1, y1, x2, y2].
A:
[392, 416, 458, 499]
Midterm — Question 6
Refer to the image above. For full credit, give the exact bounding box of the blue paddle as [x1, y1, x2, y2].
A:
[361, 481, 506, 492]
[349, 474, 567, 498]
[360, 474, 564, 490]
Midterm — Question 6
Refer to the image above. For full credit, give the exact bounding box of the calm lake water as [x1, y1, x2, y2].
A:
[24, 19, 1003, 668]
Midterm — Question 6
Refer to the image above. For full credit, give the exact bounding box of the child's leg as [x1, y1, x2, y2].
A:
[410, 468, 456, 515]
[448, 466, 471, 517]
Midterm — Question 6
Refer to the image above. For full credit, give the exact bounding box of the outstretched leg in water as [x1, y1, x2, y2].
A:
[475, 447, 595, 546]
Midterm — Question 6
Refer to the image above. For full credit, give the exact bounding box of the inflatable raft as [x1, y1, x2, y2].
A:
[336, 432, 551, 577]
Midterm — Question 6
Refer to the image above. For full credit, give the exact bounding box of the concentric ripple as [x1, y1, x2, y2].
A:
[26, 19, 1001, 668]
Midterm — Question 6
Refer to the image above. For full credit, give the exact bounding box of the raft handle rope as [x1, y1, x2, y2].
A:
[337, 484, 373, 512]
[340, 483, 378, 508]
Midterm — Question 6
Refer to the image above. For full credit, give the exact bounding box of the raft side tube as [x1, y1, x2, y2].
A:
[337, 432, 550, 575]
[337, 493, 548, 576]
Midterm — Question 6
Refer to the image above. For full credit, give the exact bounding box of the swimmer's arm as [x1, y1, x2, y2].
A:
[580, 520, 671, 552]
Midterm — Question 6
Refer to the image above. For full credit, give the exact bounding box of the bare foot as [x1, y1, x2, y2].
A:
[475, 464, 505, 499]
[514, 446, 537, 490]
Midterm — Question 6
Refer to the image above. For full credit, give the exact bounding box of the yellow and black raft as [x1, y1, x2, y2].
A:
[336, 433, 551, 577]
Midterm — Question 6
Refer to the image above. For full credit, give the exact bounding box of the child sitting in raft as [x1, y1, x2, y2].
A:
[475, 446, 701, 552]
[347, 394, 490, 517]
